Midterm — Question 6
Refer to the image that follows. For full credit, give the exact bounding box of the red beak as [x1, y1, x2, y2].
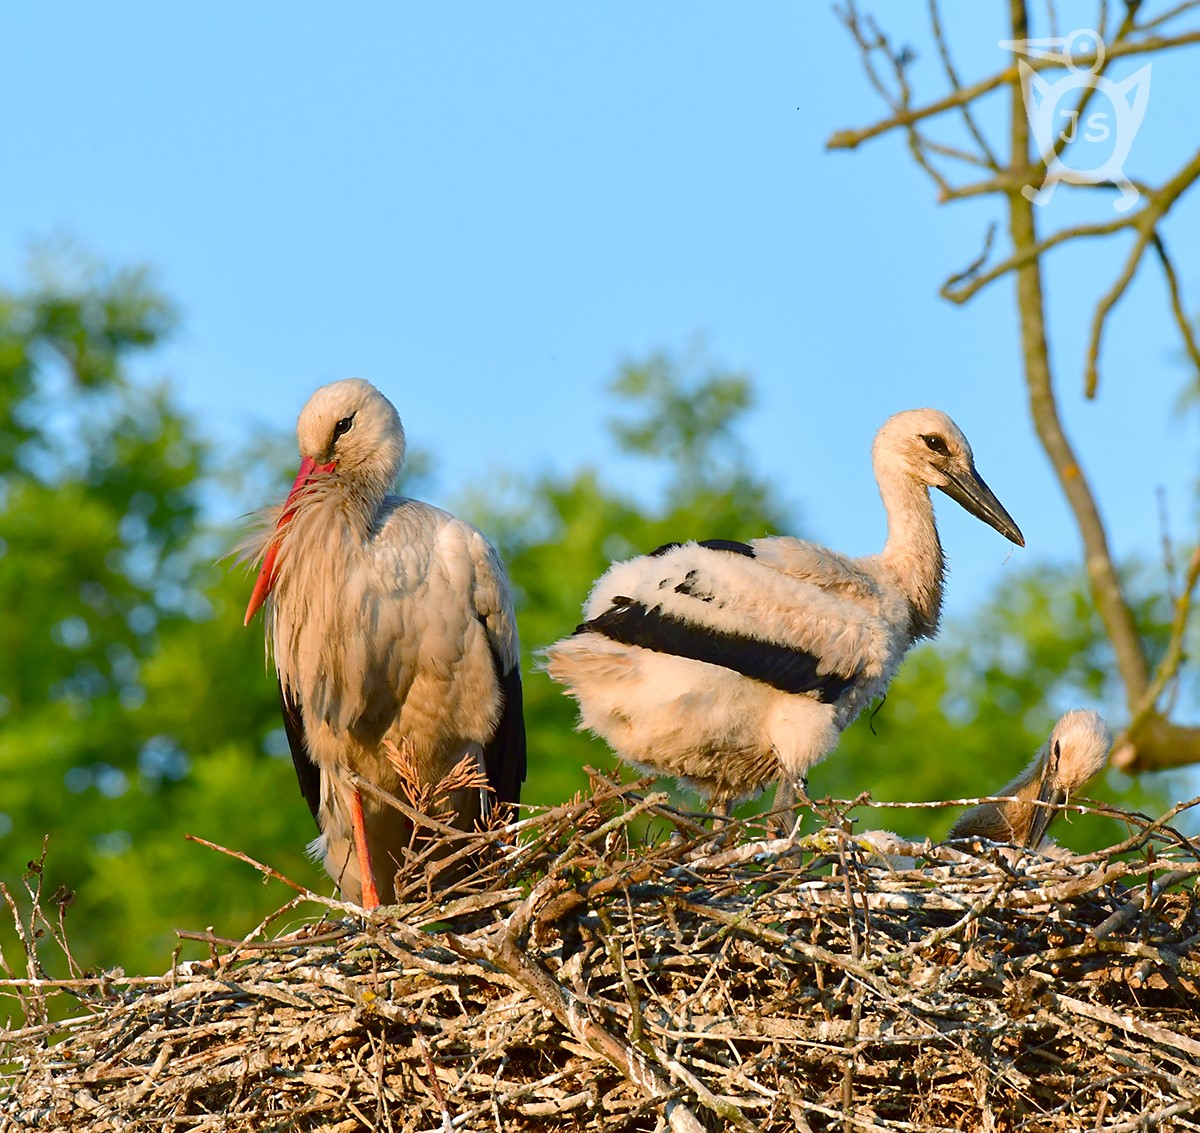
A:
[243, 456, 335, 625]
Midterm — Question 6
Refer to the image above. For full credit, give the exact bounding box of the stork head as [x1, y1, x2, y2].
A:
[1044, 709, 1112, 793]
[296, 378, 407, 494]
[873, 408, 1025, 547]
[243, 379, 407, 624]
[1024, 708, 1111, 848]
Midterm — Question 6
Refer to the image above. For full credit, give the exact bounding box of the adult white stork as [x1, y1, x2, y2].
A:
[948, 709, 1111, 849]
[241, 378, 526, 909]
[543, 408, 1023, 820]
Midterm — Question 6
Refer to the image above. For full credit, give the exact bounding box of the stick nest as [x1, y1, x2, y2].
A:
[3, 778, 1200, 1132]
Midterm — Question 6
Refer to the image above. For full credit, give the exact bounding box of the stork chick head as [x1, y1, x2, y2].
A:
[1043, 708, 1112, 794]
[873, 408, 1024, 546]
[948, 708, 1112, 849]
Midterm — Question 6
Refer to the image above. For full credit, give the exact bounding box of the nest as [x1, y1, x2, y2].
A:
[3, 776, 1200, 1133]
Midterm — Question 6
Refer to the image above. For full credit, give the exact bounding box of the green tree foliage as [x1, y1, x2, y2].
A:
[0, 251, 199, 870]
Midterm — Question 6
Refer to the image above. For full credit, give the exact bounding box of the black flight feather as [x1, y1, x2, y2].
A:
[697, 538, 756, 557]
[483, 650, 527, 814]
[279, 678, 321, 825]
[649, 538, 756, 558]
[580, 600, 855, 702]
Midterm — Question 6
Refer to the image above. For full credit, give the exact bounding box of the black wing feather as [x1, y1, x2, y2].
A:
[483, 652, 527, 812]
[580, 600, 855, 703]
[696, 538, 756, 557]
[279, 678, 321, 826]
[649, 538, 755, 558]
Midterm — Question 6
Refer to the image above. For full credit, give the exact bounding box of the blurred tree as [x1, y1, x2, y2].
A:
[0, 248, 196, 863]
[0, 249, 312, 979]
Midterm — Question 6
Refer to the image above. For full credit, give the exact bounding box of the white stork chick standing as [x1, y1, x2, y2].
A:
[948, 709, 1112, 849]
[242, 379, 526, 909]
[544, 408, 1023, 819]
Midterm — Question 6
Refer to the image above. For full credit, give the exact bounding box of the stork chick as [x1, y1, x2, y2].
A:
[948, 709, 1111, 849]
[241, 379, 526, 908]
[543, 408, 1023, 821]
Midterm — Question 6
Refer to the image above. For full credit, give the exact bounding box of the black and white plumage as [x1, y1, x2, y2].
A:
[241, 379, 526, 908]
[543, 408, 1024, 814]
[948, 709, 1112, 849]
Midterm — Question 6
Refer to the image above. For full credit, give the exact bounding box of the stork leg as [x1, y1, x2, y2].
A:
[771, 776, 810, 838]
[696, 794, 734, 854]
[349, 787, 381, 910]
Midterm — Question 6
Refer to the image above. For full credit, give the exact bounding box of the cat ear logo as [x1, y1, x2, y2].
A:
[999, 29, 1151, 213]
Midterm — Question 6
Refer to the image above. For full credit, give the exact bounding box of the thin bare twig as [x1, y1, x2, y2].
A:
[1150, 232, 1200, 384]
[1115, 545, 1200, 765]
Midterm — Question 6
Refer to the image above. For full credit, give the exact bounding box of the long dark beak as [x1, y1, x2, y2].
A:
[938, 466, 1025, 547]
[1023, 740, 1062, 849]
[1024, 784, 1065, 850]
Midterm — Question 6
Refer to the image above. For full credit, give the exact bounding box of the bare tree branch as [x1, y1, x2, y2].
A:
[828, 30, 1200, 153]
[1086, 149, 1200, 397]
[1005, 0, 1152, 708]
[1150, 234, 1200, 384]
[928, 0, 1002, 169]
[921, 137, 998, 172]
[827, 65, 1013, 153]
[944, 223, 997, 292]
[1135, 0, 1200, 34]
[1113, 546, 1200, 770]
[941, 213, 1131, 302]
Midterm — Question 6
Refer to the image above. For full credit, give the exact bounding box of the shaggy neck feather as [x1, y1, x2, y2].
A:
[266, 478, 385, 726]
[877, 473, 945, 640]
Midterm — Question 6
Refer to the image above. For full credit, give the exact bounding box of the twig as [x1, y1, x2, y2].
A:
[1150, 232, 1200, 386]
[175, 925, 354, 952]
[1117, 545, 1200, 758]
[184, 834, 322, 898]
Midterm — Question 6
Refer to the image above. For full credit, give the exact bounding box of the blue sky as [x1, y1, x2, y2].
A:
[3, 2, 1198, 633]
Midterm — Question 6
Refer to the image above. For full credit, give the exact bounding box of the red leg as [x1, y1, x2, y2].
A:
[349, 786, 380, 910]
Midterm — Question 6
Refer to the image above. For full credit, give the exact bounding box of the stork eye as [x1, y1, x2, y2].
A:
[332, 415, 356, 441]
[921, 433, 949, 456]
[1053, 740, 1061, 759]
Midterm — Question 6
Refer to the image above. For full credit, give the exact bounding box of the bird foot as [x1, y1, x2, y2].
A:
[697, 826, 733, 856]
[698, 797, 733, 854]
